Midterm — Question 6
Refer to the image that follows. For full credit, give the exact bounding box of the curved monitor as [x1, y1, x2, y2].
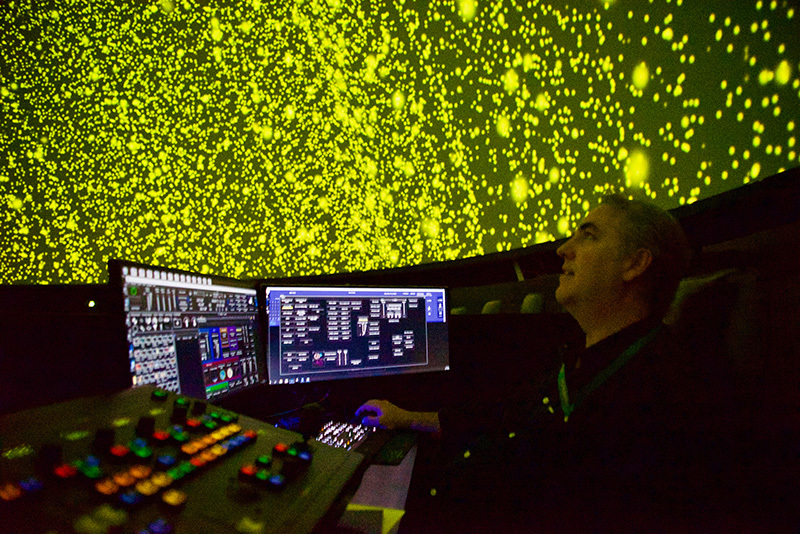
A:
[265, 285, 450, 385]
[108, 260, 266, 402]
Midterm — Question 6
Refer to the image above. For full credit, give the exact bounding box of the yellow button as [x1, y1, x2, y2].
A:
[151, 472, 173, 488]
[236, 516, 266, 534]
[135, 479, 159, 496]
[162, 488, 188, 507]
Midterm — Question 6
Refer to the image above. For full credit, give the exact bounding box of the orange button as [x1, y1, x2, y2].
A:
[0, 482, 23, 502]
[94, 478, 119, 496]
[129, 465, 152, 480]
[113, 472, 136, 487]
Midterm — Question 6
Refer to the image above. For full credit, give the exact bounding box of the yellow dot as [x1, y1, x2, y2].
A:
[775, 60, 792, 85]
[503, 68, 519, 94]
[557, 217, 570, 235]
[511, 175, 529, 203]
[496, 114, 511, 137]
[457, 0, 477, 22]
[624, 149, 650, 187]
[391, 90, 405, 109]
[632, 62, 649, 90]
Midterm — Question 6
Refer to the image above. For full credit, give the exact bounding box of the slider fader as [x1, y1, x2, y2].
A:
[0, 386, 364, 533]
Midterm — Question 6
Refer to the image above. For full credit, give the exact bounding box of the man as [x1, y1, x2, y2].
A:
[357, 193, 690, 433]
[355, 194, 740, 531]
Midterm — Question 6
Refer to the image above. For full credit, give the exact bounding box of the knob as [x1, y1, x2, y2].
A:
[35, 444, 63, 474]
[92, 428, 115, 455]
[135, 416, 156, 437]
[191, 401, 207, 415]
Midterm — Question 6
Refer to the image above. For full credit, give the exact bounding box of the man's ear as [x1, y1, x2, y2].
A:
[622, 248, 653, 282]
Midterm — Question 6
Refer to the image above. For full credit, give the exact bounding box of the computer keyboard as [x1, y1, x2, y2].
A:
[315, 420, 417, 466]
[316, 420, 380, 451]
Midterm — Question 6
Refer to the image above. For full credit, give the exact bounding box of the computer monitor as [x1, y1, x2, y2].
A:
[108, 260, 266, 402]
[264, 285, 450, 385]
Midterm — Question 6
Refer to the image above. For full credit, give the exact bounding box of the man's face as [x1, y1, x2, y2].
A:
[555, 204, 631, 313]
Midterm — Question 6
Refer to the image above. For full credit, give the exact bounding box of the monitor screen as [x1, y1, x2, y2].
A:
[265, 286, 450, 385]
[109, 260, 266, 402]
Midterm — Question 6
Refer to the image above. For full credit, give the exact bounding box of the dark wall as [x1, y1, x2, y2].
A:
[0, 169, 797, 416]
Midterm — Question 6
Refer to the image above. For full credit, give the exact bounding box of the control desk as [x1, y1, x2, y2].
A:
[0, 386, 364, 534]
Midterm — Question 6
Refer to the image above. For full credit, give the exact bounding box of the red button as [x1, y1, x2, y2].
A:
[273, 443, 288, 455]
[186, 418, 202, 429]
[153, 430, 170, 442]
[239, 464, 257, 480]
[110, 445, 130, 458]
[54, 463, 78, 479]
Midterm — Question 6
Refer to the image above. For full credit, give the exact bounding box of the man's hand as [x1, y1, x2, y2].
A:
[355, 399, 441, 435]
[355, 399, 409, 429]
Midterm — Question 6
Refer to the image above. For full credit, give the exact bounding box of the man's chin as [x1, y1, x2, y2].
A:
[555, 286, 568, 306]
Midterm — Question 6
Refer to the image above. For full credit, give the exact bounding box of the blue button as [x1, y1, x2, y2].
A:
[157, 455, 177, 468]
[20, 477, 43, 493]
[119, 490, 143, 507]
[148, 518, 173, 534]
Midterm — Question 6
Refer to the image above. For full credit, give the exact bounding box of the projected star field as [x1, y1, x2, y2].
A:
[1, 0, 798, 283]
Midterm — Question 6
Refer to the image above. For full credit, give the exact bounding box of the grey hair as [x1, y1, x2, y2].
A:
[600, 193, 692, 319]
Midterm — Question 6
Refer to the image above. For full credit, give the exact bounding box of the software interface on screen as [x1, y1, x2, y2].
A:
[115, 263, 264, 401]
[265, 286, 450, 385]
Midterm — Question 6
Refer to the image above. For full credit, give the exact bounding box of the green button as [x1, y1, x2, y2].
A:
[134, 447, 153, 459]
[93, 504, 128, 526]
[80, 465, 103, 480]
[179, 462, 196, 476]
[166, 468, 183, 481]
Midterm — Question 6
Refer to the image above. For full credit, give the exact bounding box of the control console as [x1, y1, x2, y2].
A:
[0, 386, 364, 533]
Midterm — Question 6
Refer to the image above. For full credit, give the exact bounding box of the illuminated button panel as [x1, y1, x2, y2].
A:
[0, 387, 343, 534]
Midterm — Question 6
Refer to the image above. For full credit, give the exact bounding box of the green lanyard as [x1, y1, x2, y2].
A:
[557, 326, 662, 422]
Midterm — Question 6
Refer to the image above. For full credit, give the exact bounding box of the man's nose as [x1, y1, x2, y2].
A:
[556, 238, 572, 258]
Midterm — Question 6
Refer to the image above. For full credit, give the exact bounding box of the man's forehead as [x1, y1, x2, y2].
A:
[575, 204, 621, 232]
